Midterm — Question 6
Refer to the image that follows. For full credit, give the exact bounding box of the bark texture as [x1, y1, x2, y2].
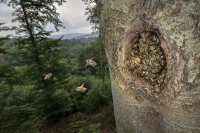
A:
[98, 0, 200, 133]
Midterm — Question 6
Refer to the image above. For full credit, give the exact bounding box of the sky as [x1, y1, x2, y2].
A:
[0, 0, 93, 35]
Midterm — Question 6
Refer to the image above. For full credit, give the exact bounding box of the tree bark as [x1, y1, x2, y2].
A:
[98, 0, 200, 132]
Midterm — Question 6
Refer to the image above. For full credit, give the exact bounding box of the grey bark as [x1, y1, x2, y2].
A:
[98, 0, 200, 133]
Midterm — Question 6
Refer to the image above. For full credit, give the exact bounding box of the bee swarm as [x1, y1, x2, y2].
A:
[127, 31, 167, 93]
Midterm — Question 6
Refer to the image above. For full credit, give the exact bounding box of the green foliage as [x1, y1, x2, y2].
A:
[82, 76, 111, 112]
[0, 86, 41, 133]
[78, 123, 101, 133]
[0, 37, 112, 132]
[65, 75, 111, 112]
[83, 0, 99, 30]
[0, 1, 112, 132]
[61, 38, 111, 113]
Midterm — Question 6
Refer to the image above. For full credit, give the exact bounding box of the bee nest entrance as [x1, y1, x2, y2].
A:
[126, 31, 167, 93]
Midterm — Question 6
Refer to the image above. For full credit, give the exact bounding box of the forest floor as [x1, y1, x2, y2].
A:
[43, 105, 116, 133]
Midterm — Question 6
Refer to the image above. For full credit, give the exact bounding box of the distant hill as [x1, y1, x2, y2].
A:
[60, 37, 97, 47]
[51, 32, 98, 40]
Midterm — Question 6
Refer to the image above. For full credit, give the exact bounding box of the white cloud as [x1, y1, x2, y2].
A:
[0, 0, 93, 35]
[55, 0, 93, 34]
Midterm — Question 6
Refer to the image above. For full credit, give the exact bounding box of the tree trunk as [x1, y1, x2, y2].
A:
[98, 0, 200, 132]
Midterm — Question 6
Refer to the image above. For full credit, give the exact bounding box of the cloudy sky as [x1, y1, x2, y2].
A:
[0, 0, 93, 35]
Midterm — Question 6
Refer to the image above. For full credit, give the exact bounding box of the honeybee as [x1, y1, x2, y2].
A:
[85, 58, 97, 67]
[43, 73, 52, 80]
[75, 84, 87, 92]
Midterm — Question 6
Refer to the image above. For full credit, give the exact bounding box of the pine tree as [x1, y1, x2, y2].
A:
[0, 23, 9, 54]
[7, 0, 65, 84]
[4, 0, 69, 123]
[83, 0, 99, 30]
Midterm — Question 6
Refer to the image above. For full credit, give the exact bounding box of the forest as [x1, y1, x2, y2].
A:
[0, 0, 116, 133]
[1, 0, 199, 133]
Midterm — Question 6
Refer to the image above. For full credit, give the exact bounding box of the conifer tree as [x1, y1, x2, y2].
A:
[4, 0, 69, 122]
[83, 0, 99, 30]
[8, 0, 66, 84]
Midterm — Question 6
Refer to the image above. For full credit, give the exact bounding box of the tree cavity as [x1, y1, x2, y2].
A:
[127, 31, 167, 93]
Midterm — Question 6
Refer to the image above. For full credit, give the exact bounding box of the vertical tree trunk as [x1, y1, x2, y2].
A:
[20, 1, 46, 85]
[98, 0, 200, 132]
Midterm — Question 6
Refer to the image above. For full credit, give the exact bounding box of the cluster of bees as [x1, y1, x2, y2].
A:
[127, 31, 167, 93]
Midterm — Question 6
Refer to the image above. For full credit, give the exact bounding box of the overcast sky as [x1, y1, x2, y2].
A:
[0, 0, 93, 35]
